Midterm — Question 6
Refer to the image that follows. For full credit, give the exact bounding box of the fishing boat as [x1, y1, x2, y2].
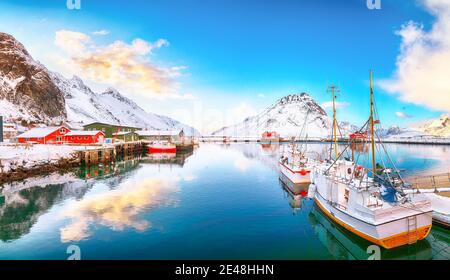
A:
[309, 204, 433, 260]
[278, 109, 314, 184]
[279, 147, 313, 184]
[310, 71, 433, 249]
[147, 141, 177, 154]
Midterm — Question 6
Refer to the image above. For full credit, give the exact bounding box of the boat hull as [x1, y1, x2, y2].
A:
[148, 146, 176, 154]
[314, 192, 432, 249]
[279, 162, 311, 184]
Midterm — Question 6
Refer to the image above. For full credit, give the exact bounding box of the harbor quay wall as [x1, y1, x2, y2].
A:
[0, 142, 147, 184]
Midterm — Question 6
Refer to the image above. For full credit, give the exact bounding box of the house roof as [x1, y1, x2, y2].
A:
[66, 130, 104, 136]
[83, 122, 141, 130]
[116, 131, 138, 136]
[136, 130, 179, 136]
[17, 127, 64, 138]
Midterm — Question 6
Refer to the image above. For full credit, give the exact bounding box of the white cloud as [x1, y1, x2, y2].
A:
[320, 101, 350, 110]
[60, 177, 179, 242]
[55, 30, 91, 56]
[52, 30, 187, 99]
[92, 30, 110, 36]
[396, 111, 413, 118]
[379, 0, 450, 113]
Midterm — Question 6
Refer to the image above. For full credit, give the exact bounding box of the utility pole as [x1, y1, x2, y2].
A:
[0, 116, 3, 143]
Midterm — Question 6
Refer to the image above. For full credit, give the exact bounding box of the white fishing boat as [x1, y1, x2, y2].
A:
[278, 109, 315, 184]
[310, 71, 433, 249]
[279, 148, 313, 184]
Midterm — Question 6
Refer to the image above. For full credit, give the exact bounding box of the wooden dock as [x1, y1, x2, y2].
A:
[406, 173, 450, 197]
[405, 173, 450, 228]
[78, 141, 147, 165]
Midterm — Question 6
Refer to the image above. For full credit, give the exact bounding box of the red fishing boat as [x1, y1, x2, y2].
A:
[148, 141, 177, 154]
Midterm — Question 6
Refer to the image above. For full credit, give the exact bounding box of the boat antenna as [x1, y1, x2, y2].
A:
[369, 70, 376, 177]
[327, 85, 340, 160]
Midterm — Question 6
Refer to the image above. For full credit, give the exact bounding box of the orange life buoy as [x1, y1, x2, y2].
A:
[355, 166, 363, 178]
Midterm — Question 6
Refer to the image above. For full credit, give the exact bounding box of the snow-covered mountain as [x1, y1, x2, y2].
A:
[0, 32, 198, 135]
[213, 93, 335, 138]
[50, 73, 198, 134]
[0, 32, 66, 123]
[417, 115, 450, 137]
[378, 125, 427, 139]
[338, 121, 360, 137]
[211, 92, 449, 141]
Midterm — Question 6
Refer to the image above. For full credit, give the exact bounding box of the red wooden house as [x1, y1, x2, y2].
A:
[261, 131, 280, 143]
[17, 126, 71, 144]
[65, 131, 105, 144]
[349, 131, 368, 141]
[17, 126, 105, 145]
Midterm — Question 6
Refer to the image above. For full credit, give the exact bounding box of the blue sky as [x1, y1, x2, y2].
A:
[0, 0, 447, 133]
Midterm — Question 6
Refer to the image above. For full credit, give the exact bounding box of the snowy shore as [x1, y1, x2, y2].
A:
[0, 144, 80, 173]
[0, 143, 106, 175]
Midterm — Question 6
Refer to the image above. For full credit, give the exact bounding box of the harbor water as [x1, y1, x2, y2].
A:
[0, 143, 449, 260]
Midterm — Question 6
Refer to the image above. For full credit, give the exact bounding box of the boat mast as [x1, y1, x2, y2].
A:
[370, 70, 376, 177]
[327, 85, 340, 160]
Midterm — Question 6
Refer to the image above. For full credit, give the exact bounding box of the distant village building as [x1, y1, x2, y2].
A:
[261, 131, 280, 143]
[349, 131, 368, 142]
[2, 122, 18, 142]
[115, 131, 139, 142]
[83, 122, 141, 138]
[137, 130, 180, 142]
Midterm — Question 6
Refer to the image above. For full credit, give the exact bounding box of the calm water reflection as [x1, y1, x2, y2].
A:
[0, 143, 449, 260]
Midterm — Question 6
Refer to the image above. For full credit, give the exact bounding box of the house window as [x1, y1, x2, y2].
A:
[60, 128, 66, 134]
[56, 136, 62, 142]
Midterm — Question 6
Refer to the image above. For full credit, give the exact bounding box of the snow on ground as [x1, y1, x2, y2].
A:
[0, 144, 91, 172]
[0, 99, 36, 122]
